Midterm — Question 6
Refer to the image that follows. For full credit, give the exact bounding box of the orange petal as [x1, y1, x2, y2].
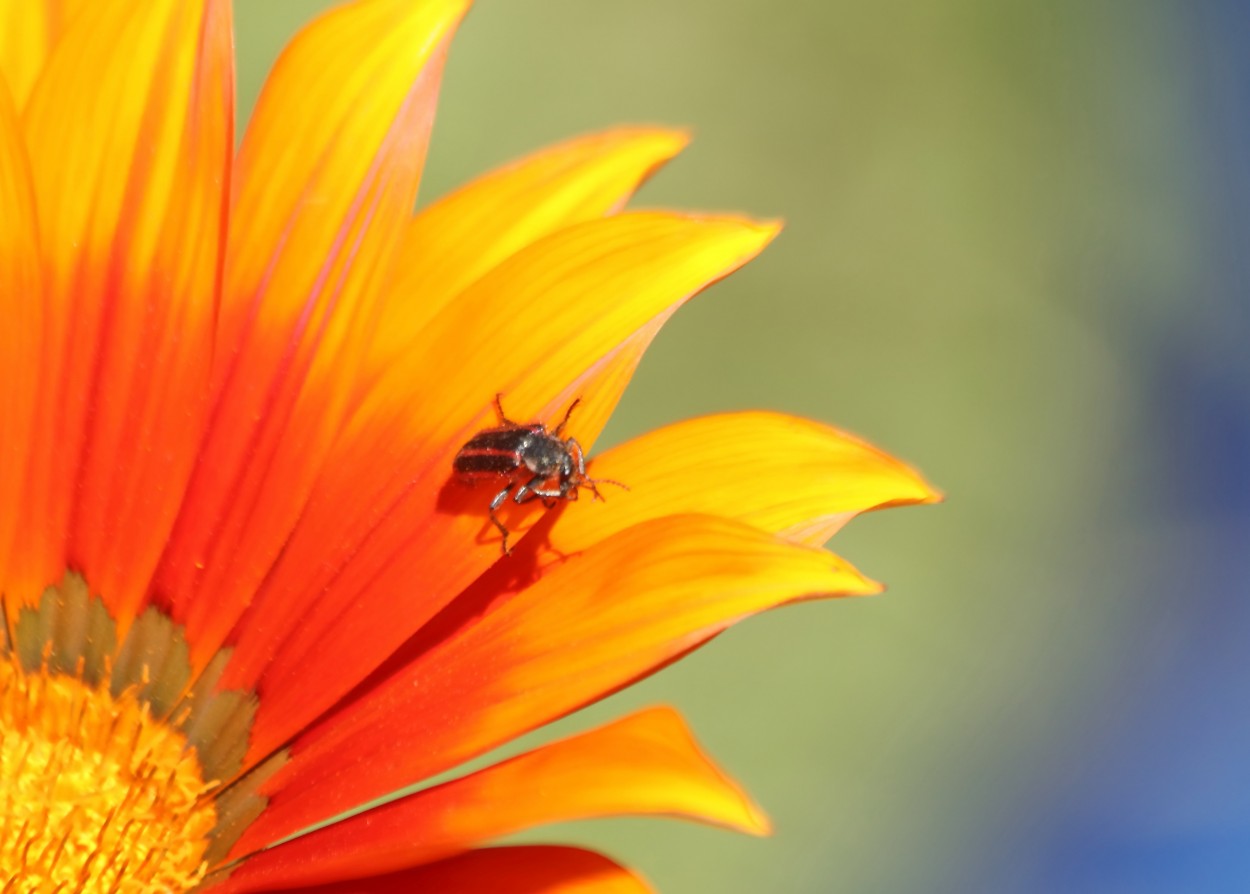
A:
[0, 80, 44, 609]
[222, 212, 777, 765]
[0, 2, 50, 106]
[236, 846, 654, 894]
[153, 0, 467, 670]
[17, 0, 232, 624]
[231, 515, 875, 851]
[547, 411, 941, 555]
[0, 1, 83, 107]
[367, 127, 690, 376]
[222, 707, 763, 888]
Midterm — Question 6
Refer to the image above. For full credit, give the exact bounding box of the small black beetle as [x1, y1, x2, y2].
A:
[453, 394, 626, 555]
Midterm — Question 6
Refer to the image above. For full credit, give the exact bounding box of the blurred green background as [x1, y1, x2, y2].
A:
[237, 2, 1232, 892]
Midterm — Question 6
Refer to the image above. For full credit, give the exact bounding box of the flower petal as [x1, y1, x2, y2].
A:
[17, 0, 232, 625]
[222, 212, 777, 765]
[0, 2, 49, 106]
[548, 411, 940, 554]
[245, 846, 654, 894]
[221, 707, 762, 888]
[153, 0, 467, 670]
[0, 1, 83, 107]
[367, 127, 689, 375]
[230, 515, 875, 851]
[0, 80, 44, 607]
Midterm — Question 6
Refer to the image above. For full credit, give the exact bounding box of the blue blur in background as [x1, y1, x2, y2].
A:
[238, 2, 1250, 891]
[1012, 3, 1250, 892]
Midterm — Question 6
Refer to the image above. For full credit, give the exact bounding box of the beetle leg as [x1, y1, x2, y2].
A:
[520, 478, 568, 509]
[528, 482, 566, 502]
[488, 483, 514, 555]
[512, 474, 544, 505]
[493, 393, 519, 427]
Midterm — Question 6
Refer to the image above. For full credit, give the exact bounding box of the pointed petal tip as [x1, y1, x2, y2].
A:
[824, 550, 885, 598]
[726, 776, 773, 836]
[876, 446, 941, 508]
[665, 211, 782, 241]
[661, 125, 694, 149]
[382, 0, 475, 53]
[759, 216, 785, 235]
[747, 805, 775, 837]
[607, 124, 692, 152]
[886, 464, 944, 509]
[375, 0, 475, 23]
[295, 0, 473, 70]
[538, 124, 691, 171]
[673, 212, 782, 262]
[411, 0, 474, 43]
[742, 216, 784, 254]
[621, 126, 692, 176]
[735, 215, 784, 244]
[621, 704, 774, 837]
[892, 473, 943, 508]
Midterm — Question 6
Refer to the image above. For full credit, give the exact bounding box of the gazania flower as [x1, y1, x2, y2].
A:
[0, 0, 937, 891]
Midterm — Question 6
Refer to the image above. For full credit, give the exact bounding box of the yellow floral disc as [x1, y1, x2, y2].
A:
[0, 657, 217, 893]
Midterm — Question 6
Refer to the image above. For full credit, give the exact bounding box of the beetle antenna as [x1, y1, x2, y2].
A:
[584, 476, 629, 502]
[553, 398, 581, 435]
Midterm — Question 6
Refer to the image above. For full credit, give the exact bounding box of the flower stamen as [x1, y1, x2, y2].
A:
[0, 573, 271, 891]
[0, 655, 216, 892]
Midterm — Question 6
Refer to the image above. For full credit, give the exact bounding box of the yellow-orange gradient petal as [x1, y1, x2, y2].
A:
[548, 411, 941, 554]
[0, 80, 42, 613]
[16, 0, 232, 627]
[278, 846, 655, 894]
[0, 1, 85, 107]
[0, 2, 48, 106]
[155, 0, 468, 671]
[220, 213, 778, 763]
[218, 707, 764, 891]
[367, 127, 690, 374]
[230, 515, 876, 853]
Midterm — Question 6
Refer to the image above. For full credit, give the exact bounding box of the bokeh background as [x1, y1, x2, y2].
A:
[238, 2, 1248, 892]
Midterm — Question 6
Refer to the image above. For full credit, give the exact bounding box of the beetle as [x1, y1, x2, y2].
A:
[453, 394, 627, 555]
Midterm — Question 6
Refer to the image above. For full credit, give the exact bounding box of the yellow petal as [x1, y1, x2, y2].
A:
[215, 0, 468, 381]
[0, 3, 49, 106]
[367, 127, 690, 375]
[546, 411, 941, 555]
[0, 1, 83, 107]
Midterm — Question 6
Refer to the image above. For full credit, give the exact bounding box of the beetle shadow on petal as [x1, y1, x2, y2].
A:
[434, 475, 503, 538]
[435, 474, 554, 556]
[331, 512, 565, 713]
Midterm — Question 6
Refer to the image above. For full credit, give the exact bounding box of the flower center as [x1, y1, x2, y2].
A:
[0, 657, 217, 892]
[0, 572, 273, 891]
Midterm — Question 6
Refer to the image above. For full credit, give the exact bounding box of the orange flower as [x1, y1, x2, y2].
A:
[0, 1, 938, 891]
